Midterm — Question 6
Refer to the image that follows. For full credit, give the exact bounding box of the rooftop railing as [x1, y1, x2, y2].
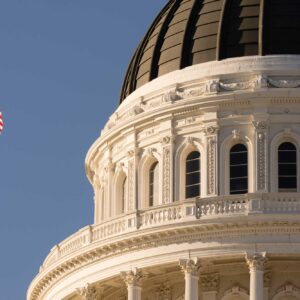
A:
[41, 193, 300, 271]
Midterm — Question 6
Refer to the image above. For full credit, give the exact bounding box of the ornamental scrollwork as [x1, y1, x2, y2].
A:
[245, 252, 268, 272]
[200, 273, 219, 292]
[76, 283, 103, 300]
[179, 258, 202, 277]
[252, 120, 268, 131]
[120, 268, 147, 287]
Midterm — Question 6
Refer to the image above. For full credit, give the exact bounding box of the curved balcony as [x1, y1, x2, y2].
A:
[40, 193, 300, 271]
[28, 192, 300, 300]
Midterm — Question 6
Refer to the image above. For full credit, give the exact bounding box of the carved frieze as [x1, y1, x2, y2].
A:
[200, 273, 219, 292]
[156, 282, 172, 300]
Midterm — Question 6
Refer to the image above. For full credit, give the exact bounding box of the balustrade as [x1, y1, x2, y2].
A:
[41, 193, 300, 270]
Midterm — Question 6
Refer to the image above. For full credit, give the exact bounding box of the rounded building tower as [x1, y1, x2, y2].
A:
[28, 1, 300, 300]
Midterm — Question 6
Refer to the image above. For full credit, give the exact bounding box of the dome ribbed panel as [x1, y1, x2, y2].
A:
[264, 0, 300, 55]
[157, 0, 194, 77]
[220, 0, 260, 59]
[120, 0, 300, 103]
[190, 0, 224, 64]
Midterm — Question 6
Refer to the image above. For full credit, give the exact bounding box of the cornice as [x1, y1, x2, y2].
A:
[28, 218, 300, 300]
[85, 70, 300, 183]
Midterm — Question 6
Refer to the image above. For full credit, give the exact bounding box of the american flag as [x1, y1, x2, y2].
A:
[0, 112, 3, 134]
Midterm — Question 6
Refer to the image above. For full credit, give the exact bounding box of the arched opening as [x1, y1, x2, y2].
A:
[149, 161, 159, 207]
[278, 142, 297, 192]
[185, 151, 201, 198]
[230, 144, 248, 194]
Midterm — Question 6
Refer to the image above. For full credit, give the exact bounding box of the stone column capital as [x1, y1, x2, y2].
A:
[121, 268, 147, 287]
[179, 258, 201, 277]
[76, 283, 103, 300]
[246, 252, 268, 272]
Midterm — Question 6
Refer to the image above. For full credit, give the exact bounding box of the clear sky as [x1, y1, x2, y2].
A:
[0, 1, 167, 299]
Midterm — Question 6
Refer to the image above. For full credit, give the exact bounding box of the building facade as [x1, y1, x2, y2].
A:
[28, 1, 300, 299]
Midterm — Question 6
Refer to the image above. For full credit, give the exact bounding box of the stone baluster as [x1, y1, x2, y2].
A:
[179, 258, 201, 300]
[76, 283, 103, 300]
[246, 252, 268, 300]
[121, 268, 146, 300]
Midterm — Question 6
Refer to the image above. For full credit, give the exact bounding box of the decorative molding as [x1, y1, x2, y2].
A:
[207, 136, 217, 195]
[273, 283, 300, 300]
[268, 77, 300, 88]
[205, 80, 220, 94]
[121, 268, 147, 287]
[30, 219, 300, 300]
[200, 273, 219, 292]
[76, 283, 103, 300]
[128, 159, 135, 211]
[204, 125, 219, 136]
[156, 282, 172, 300]
[252, 121, 268, 131]
[160, 136, 175, 145]
[264, 270, 271, 287]
[222, 285, 249, 299]
[245, 252, 268, 272]
[232, 129, 241, 140]
[179, 258, 201, 277]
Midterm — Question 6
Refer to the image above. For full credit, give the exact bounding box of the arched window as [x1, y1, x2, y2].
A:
[186, 151, 201, 198]
[149, 161, 159, 207]
[278, 142, 297, 192]
[230, 144, 248, 194]
[121, 176, 128, 213]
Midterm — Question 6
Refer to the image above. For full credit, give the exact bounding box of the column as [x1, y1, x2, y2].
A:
[179, 258, 201, 300]
[121, 268, 146, 300]
[246, 252, 268, 300]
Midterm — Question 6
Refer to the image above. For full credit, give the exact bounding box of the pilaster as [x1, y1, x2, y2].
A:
[252, 120, 269, 192]
[105, 154, 114, 219]
[161, 135, 175, 204]
[204, 125, 219, 197]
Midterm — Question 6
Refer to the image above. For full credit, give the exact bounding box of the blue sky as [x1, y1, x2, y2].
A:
[0, 1, 167, 299]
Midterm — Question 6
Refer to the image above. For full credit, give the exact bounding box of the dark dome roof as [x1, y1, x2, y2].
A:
[120, 0, 300, 103]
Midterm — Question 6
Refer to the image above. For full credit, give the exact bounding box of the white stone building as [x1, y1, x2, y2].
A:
[28, 0, 300, 299]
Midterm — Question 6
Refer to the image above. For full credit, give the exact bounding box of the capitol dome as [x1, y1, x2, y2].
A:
[121, 0, 300, 102]
[28, 1, 300, 300]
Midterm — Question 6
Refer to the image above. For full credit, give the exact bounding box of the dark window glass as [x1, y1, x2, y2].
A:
[278, 142, 297, 191]
[230, 144, 248, 194]
[186, 151, 200, 198]
[149, 162, 159, 207]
